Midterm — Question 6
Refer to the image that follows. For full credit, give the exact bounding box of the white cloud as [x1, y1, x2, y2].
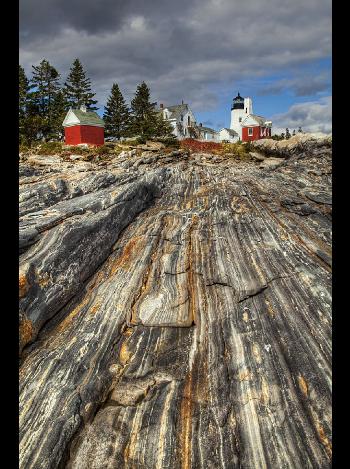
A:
[272, 96, 332, 135]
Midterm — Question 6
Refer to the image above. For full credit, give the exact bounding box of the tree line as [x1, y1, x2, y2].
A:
[19, 58, 173, 145]
[272, 127, 303, 140]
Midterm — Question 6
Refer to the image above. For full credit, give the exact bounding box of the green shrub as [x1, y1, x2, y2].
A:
[136, 136, 147, 144]
[94, 144, 114, 155]
[157, 137, 180, 148]
[19, 143, 31, 153]
[219, 142, 250, 159]
[36, 141, 64, 155]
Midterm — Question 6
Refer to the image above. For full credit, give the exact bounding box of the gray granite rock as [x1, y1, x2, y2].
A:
[19, 141, 332, 469]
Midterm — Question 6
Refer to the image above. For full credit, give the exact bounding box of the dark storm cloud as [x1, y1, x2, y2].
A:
[20, 0, 331, 115]
[19, 0, 194, 39]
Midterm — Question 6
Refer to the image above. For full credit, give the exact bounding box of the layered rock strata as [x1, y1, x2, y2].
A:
[19, 139, 332, 469]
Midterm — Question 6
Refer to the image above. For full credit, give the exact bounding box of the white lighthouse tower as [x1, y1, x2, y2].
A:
[230, 92, 253, 139]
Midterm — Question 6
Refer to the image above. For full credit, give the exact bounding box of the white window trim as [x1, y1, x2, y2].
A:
[248, 128, 253, 136]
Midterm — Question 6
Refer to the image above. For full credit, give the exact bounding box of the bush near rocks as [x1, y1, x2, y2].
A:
[36, 142, 64, 155]
[220, 142, 252, 159]
[180, 139, 223, 154]
[180, 139, 252, 160]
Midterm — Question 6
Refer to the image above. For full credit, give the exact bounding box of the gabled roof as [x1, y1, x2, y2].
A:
[241, 114, 267, 126]
[63, 108, 104, 127]
[220, 128, 239, 137]
[164, 104, 189, 119]
[197, 126, 218, 134]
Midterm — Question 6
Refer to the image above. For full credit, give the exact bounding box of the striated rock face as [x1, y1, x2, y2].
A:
[19, 138, 332, 469]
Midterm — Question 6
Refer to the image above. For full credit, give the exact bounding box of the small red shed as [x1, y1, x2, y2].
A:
[63, 105, 105, 146]
[241, 114, 272, 142]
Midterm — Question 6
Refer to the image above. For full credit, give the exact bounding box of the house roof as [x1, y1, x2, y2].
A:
[197, 126, 218, 134]
[63, 108, 104, 127]
[165, 104, 189, 119]
[242, 114, 266, 126]
[220, 128, 239, 137]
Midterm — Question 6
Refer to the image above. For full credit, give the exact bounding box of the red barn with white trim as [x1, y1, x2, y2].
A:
[63, 105, 105, 146]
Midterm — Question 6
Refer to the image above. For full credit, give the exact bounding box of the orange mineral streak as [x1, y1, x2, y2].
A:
[119, 341, 132, 365]
[111, 236, 145, 273]
[317, 424, 332, 458]
[55, 295, 91, 333]
[19, 318, 34, 348]
[298, 375, 309, 397]
[180, 371, 193, 469]
[19, 273, 30, 298]
[187, 215, 199, 325]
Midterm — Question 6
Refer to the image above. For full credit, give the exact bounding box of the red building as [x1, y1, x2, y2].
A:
[63, 105, 105, 146]
[241, 114, 272, 142]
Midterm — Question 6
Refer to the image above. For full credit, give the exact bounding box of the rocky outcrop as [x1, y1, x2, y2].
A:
[19, 136, 332, 469]
[250, 133, 332, 159]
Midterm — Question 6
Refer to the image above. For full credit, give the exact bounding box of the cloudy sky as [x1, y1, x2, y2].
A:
[19, 0, 332, 134]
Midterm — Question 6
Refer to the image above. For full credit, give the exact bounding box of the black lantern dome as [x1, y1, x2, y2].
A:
[231, 92, 244, 110]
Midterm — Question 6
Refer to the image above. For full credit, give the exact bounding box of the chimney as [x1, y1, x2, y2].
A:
[80, 104, 87, 112]
[160, 103, 164, 109]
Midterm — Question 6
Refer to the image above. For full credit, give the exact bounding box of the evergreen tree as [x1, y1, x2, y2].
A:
[292, 129, 296, 136]
[103, 83, 130, 140]
[130, 82, 158, 141]
[21, 115, 46, 145]
[298, 126, 303, 133]
[64, 59, 98, 110]
[19, 65, 29, 120]
[153, 113, 175, 139]
[19, 65, 30, 143]
[50, 90, 69, 140]
[280, 132, 285, 139]
[285, 128, 291, 139]
[30, 59, 61, 139]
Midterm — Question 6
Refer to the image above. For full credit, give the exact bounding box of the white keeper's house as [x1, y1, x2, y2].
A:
[159, 102, 197, 139]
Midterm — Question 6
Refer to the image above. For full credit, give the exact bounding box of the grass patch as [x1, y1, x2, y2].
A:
[36, 141, 64, 155]
[219, 142, 252, 159]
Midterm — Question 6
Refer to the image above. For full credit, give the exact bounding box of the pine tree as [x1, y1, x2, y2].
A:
[153, 113, 175, 139]
[30, 59, 60, 116]
[50, 90, 69, 140]
[103, 83, 130, 140]
[292, 129, 296, 136]
[285, 128, 291, 139]
[298, 126, 303, 133]
[19, 65, 29, 120]
[64, 59, 98, 111]
[30, 59, 61, 139]
[130, 82, 158, 141]
[19, 65, 30, 143]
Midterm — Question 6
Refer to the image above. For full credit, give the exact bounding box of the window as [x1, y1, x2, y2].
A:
[248, 128, 253, 136]
[239, 117, 242, 122]
[188, 116, 190, 125]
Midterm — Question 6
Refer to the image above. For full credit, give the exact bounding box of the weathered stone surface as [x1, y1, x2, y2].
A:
[251, 133, 332, 159]
[19, 136, 332, 469]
